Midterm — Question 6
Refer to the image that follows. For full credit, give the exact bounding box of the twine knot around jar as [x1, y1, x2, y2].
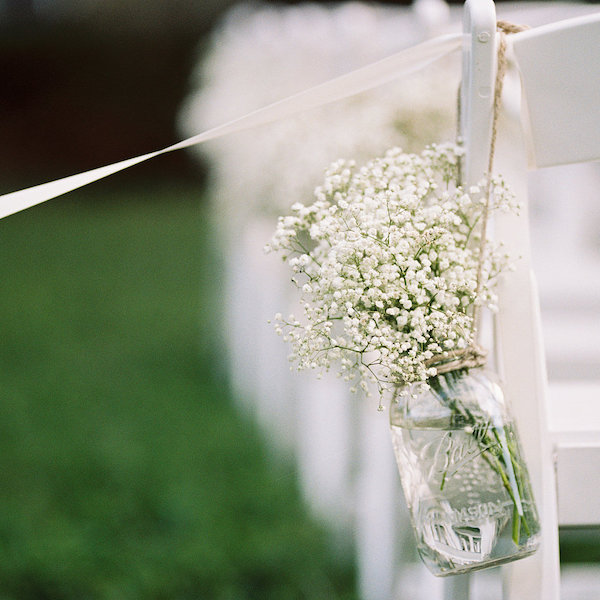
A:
[425, 344, 488, 376]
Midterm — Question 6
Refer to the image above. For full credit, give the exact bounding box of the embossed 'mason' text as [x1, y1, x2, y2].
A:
[450, 500, 509, 524]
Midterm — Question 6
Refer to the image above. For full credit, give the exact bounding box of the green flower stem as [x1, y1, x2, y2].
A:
[490, 426, 531, 538]
[512, 506, 521, 544]
[478, 428, 530, 544]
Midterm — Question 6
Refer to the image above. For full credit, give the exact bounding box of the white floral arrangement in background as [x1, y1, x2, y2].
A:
[179, 2, 458, 232]
[266, 143, 518, 396]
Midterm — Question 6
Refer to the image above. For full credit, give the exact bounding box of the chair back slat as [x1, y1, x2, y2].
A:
[512, 13, 600, 167]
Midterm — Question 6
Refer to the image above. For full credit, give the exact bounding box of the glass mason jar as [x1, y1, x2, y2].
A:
[389, 366, 541, 576]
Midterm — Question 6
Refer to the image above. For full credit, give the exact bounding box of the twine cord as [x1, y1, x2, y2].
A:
[425, 344, 488, 376]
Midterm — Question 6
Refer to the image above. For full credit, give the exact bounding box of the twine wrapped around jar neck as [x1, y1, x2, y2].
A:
[425, 344, 488, 376]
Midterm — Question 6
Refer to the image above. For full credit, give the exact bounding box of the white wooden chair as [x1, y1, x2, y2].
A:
[453, 1, 600, 598]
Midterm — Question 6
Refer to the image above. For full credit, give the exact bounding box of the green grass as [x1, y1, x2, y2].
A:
[0, 181, 357, 600]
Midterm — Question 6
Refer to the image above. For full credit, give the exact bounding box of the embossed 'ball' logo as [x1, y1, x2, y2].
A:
[426, 420, 500, 483]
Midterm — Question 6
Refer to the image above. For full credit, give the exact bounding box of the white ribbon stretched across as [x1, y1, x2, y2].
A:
[0, 32, 463, 221]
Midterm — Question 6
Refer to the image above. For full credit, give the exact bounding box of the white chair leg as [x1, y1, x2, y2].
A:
[355, 403, 399, 600]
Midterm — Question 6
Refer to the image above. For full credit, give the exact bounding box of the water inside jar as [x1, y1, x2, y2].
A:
[390, 420, 539, 575]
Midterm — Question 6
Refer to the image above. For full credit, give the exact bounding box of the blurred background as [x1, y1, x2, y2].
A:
[0, 2, 358, 598]
[0, 1, 598, 599]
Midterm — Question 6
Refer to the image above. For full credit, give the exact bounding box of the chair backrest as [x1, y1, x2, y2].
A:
[459, 2, 600, 599]
[512, 14, 600, 168]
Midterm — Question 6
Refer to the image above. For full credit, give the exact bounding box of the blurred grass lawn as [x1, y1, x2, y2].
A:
[0, 181, 357, 600]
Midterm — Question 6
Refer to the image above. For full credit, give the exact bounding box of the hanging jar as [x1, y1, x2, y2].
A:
[389, 350, 541, 576]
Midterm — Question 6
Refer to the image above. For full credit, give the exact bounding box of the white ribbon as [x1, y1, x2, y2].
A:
[0, 32, 463, 220]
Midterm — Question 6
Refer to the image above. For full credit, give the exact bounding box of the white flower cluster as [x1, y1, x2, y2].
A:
[267, 143, 517, 393]
[179, 3, 458, 234]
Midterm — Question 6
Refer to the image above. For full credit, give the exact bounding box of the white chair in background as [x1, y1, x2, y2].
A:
[185, 3, 458, 599]
[448, 1, 600, 599]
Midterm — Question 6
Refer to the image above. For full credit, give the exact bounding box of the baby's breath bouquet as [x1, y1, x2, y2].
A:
[266, 143, 514, 394]
[268, 143, 541, 575]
